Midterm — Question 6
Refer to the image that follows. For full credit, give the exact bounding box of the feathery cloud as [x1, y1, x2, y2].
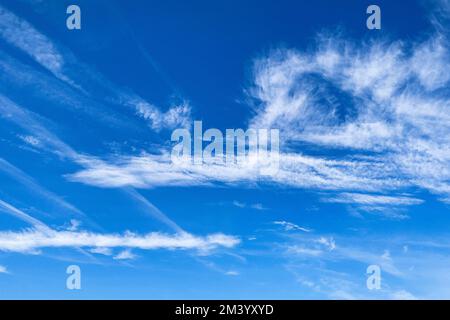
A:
[322, 193, 424, 206]
[0, 228, 240, 254]
[0, 265, 8, 274]
[0, 5, 191, 131]
[274, 221, 311, 232]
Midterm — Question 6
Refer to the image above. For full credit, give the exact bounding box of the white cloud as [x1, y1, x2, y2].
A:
[288, 246, 323, 256]
[0, 97, 191, 235]
[390, 290, 418, 300]
[48, 32, 447, 205]
[232, 201, 268, 210]
[0, 5, 68, 82]
[0, 228, 240, 254]
[2, 4, 449, 209]
[0, 265, 8, 273]
[124, 188, 184, 233]
[66, 151, 405, 193]
[323, 193, 424, 206]
[250, 203, 267, 210]
[114, 249, 136, 260]
[0, 199, 52, 233]
[0, 5, 191, 131]
[273, 221, 311, 232]
[0, 196, 237, 258]
[89, 247, 112, 256]
[316, 237, 336, 251]
[134, 100, 192, 131]
[0, 95, 80, 161]
[18, 135, 40, 146]
[245, 31, 450, 202]
[281, 232, 403, 277]
[232, 201, 246, 208]
[0, 157, 86, 218]
[322, 192, 423, 218]
[381, 250, 391, 260]
[410, 37, 450, 90]
[285, 236, 335, 259]
[67, 219, 81, 232]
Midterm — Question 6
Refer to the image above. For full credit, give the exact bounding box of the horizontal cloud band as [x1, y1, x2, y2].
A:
[0, 229, 240, 254]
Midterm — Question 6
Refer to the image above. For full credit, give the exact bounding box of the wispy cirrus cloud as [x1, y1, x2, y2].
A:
[280, 230, 450, 299]
[321, 192, 424, 218]
[0, 157, 86, 218]
[232, 201, 268, 211]
[134, 100, 192, 131]
[0, 199, 52, 233]
[0, 94, 81, 160]
[0, 94, 236, 267]
[59, 29, 449, 211]
[0, 265, 8, 274]
[0, 199, 97, 259]
[322, 192, 424, 206]
[286, 236, 336, 257]
[0, 5, 69, 83]
[66, 151, 406, 192]
[89, 247, 112, 256]
[0, 4, 191, 131]
[246, 30, 450, 203]
[0, 92, 409, 205]
[0, 228, 240, 254]
[0, 95, 191, 234]
[273, 221, 311, 232]
[3, 3, 443, 211]
[113, 249, 137, 261]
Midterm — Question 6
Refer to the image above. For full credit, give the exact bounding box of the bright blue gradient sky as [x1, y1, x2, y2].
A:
[0, 0, 449, 299]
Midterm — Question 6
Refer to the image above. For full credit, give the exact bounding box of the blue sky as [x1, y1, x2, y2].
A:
[0, 0, 449, 299]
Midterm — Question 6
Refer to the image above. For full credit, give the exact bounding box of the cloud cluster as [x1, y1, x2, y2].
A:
[248, 32, 450, 202]
[0, 5, 192, 131]
[134, 100, 192, 131]
[3, 3, 447, 213]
